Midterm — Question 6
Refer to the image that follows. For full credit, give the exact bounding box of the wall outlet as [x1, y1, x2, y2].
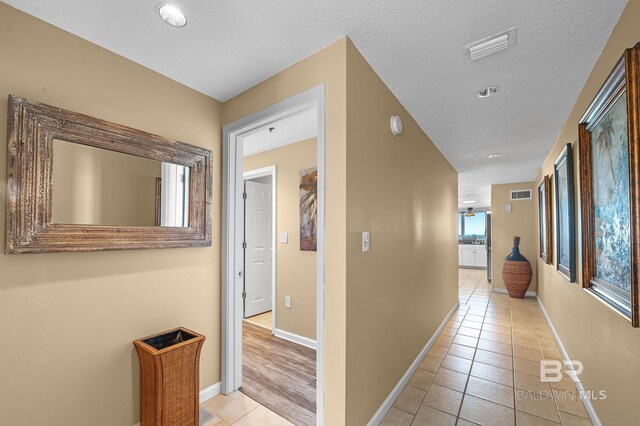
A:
[504, 203, 512, 213]
[285, 296, 292, 309]
[279, 232, 288, 244]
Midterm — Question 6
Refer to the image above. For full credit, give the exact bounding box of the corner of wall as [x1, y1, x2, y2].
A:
[490, 182, 537, 293]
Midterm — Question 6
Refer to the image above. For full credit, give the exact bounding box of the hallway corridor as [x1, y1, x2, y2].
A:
[381, 269, 592, 426]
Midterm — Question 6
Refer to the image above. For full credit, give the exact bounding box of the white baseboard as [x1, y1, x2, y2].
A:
[200, 382, 221, 404]
[132, 382, 221, 426]
[537, 297, 602, 426]
[274, 328, 317, 349]
[492, 287, 537, 297]
[367, 301, 460, 426]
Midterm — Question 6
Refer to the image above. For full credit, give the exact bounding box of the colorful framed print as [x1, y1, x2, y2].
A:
[538, 175, 553, 264]
[579, 43, 640, 326]
[299, 167, 318, 251]
[554, 144, 576, 282]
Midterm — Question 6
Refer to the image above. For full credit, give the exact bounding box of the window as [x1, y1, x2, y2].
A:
[458, 211, 486, 241]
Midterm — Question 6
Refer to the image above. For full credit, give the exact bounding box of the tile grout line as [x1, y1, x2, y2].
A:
[454, 273, 490, 425]
[386, 269, 590, 425]
[510, 297, 518, 425]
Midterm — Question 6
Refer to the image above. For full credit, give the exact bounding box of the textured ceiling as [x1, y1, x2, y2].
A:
[242, 107, 317, 157]
[3, 0, 629, 208]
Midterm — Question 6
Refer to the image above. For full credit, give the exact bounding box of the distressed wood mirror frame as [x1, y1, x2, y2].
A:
[5, 96, 212, 254]
[538, 175, 553, 264]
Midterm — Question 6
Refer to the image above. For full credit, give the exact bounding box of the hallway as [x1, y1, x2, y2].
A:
[381, 268, 592, 426]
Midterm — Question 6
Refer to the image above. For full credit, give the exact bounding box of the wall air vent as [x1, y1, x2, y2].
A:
[463, 27, 517, 62]
[510, 189, 532, 200]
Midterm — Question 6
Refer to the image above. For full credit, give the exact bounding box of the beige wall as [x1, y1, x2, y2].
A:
[491, 182, 538, 293]
[244, 138, 317, 340]
[1, 8, 460, 424]
[52, 141, 161, 226]
[0, 4, 222, 425]
[535, 1, 640, 424]
[223, 38, 348, 424]
[344, 41, 459, 425]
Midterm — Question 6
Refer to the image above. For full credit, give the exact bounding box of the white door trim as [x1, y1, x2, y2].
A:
[243, 165, 277, 333]
[222, 85, 326, 426]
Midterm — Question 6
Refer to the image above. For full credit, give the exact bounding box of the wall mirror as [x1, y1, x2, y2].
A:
[6, 96, 212, 254]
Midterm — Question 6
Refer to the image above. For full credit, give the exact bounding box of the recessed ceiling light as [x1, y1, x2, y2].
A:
[462, 200, 477, 204]
[488, 153, 503, 159]
[158, 4, 187, 27]
[478, 86, 499, 98]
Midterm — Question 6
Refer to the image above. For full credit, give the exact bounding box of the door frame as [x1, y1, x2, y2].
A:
[221, 85, 325, 426]
[243, 165, 277, 333]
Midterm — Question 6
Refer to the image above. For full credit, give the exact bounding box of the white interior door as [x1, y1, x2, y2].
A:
[244, 180, 273, 318]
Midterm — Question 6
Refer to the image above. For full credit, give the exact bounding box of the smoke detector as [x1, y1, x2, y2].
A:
[463, 27, 517, 62]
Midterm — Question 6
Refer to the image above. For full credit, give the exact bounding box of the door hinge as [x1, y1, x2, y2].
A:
[242, 291, 247, 299]
[242, 241, 247, 249]
[243, 192, 247, 199]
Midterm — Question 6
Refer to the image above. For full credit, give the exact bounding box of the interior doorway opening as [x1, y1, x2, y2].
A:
[457, 205, 492, 305]
[222, 86, 325, 426]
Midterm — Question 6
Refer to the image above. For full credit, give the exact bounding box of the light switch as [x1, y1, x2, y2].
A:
[362, 231, 370, 253]
[279, 232, 288, 243]
[504, 203, 512, 213]
[285, 296, 292, 308]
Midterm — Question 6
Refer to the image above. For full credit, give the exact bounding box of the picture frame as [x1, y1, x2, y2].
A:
[554, 143, 576, 282]
[538, 175, 553, 264]
[299, 167, 318, 252]
[578, 43, 640, 326]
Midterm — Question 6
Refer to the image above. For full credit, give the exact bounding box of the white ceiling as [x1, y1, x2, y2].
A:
[3, 0, 628, 208]
[241, 107, 317, 157]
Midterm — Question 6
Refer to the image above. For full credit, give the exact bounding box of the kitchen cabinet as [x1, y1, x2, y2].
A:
[459, 244, 487, 268]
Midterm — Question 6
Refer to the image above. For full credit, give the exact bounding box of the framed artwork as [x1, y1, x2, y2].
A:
[579, 43, 640, 326]
[538, 175, 553, 264]
[554, 144, 576, 282]
[299, 167, 317, 251]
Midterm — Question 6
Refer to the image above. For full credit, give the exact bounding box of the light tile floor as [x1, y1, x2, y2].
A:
[199, 391, 292, 425]
[381, 268, 594, 426]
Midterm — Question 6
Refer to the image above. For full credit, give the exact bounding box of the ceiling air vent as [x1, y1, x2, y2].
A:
[510, 189, 532, 201]
[463, 27, 517, 62]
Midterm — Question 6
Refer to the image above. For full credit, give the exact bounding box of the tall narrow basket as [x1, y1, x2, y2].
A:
[134, 327, 205, 426]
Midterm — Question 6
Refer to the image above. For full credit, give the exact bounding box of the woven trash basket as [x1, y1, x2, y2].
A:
[134, 327, 205, 426]
[501, 236, 532, 298]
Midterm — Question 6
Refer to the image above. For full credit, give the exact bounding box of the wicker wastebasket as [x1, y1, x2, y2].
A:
[134, 327, 205, 426]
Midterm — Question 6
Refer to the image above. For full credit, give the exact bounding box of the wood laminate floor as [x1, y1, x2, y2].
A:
[241, 321, 316, 426]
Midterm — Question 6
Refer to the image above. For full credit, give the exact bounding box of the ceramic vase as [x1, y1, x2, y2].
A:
[501, 236, 532, 298]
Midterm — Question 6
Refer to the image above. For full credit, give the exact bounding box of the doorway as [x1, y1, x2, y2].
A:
[243, 166, 276, 331]
[222, 86, 325, 426]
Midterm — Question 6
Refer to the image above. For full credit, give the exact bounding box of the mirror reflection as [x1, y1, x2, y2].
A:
[51, 140, 190, 227]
